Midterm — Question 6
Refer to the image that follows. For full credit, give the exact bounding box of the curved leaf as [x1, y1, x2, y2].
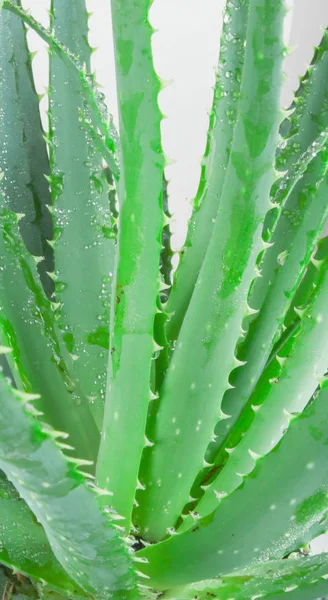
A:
[0, 209, 99, 464]
[163, 554, 328, 600]
[0, 472, 87, 597]
[0, 374, 139, 599]
[138, 384, 328, 588]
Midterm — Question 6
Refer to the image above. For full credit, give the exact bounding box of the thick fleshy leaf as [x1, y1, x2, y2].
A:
[265, 236, 328, 367]
[165, 0, 250, 347]
[138, 384, 328, 588]
[96, 0, 165, 529]
[162, 554, 328, 600]
[0, 0, 53, 294]
[0, 209, 99, 464]
[0, 374, 139, 599]
[134, 0, 285, 542]
[0, 472, 87, 596]
[203, 26, 328, 474]
[49, 0, 115, 428]
[203, 151, 328, 475]
[276, 28, 328, 178]
[181, 246, 328, 528]
[2, 2, 119, 177]
[283, 236, 328, 331]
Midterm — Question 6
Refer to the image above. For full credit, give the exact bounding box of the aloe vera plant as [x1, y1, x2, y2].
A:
[1, 0, 328, 598]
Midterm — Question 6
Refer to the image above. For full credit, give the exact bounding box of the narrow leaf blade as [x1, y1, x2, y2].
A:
[96, 0, 165, 528]
[0, 1, 53, 293]
[166, 0, 250, 347]
[49, 0, 116, 427]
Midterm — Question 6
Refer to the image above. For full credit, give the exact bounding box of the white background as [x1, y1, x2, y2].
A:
[23, 0, 328, 551]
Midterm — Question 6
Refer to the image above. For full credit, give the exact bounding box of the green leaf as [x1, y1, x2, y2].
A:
[181, 248, 328, 528]
[0, 209, 99, 464]
[283, 236, 328, 332]
[2, 1, 119, 178]
[0, 374, 140, 600]
[0, 472, 87, 596]
[134, 0, 285, 542]
[160, 177, 173, 300]
[0, 0, 53, 294]
[265, 236, 328, 368]
[162, 554, 328, 600]
[165, 0, 250, 348]
[276, 28, 328, 178]
[138, 383, 328, 588]
[48, 0, 116, 428]
[154, 178, 173, 392]
[95, 0, 165, 529]
[205, 141, 328, 471]
[202, 29, 328, 469]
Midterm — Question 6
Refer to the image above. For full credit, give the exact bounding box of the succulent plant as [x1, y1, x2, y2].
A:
[1, 0, 328, 598]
